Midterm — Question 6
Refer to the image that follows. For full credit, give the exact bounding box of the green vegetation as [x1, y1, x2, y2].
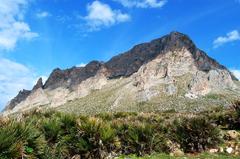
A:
[173, 117, 222, 153]
[118, 153, 240, 159]
[0, 101, 240, 158]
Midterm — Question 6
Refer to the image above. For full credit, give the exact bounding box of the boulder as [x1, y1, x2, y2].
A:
[226, 147, 234, 154]
[209, 148, 218, 153]
[225, 130, 240, 140]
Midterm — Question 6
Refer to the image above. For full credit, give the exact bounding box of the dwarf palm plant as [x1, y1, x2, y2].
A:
[0, 122, 26, 158]
[174, 117, 222, 153]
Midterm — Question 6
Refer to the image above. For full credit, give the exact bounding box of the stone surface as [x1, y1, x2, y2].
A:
[218, 147, 224, 153]
[226, 147, 234, 154]
[225, 130, 240, 140]
[71, 155, 80, 159]
[185, 93, 198, 99]
[188, 70, 236, 95]
[209, 148, 218, 153]
[44, 61, 104, 90]
[172, 149, 184, 156]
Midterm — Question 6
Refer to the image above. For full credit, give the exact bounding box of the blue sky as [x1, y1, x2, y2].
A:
[0, 0, 240, 110]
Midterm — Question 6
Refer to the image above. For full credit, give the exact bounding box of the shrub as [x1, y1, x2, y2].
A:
[209, 101, 240, 130]
[231, 100, 240, 115]
[117, 122, 168, 156]
[59, 114, 77, 133]
[96, 113, 113, 121]
[0, 122, 26, 158]
[0, 121, 47, 159]
[77, 117, 116, 158]
[113, 112, 137, 119]
[0, 110, 232, 158]
[41, 118, 61, 143]
[173, 117, 222, 153]
[24, 124, 47, 157]
[228, 100, 240, 130]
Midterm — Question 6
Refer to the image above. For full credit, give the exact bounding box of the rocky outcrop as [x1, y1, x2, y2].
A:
[105, 32, 229, 79]
[44, 61, 104, 90]
[3, 31, 238, 114]
[4, 89, 31, 111]
[43, 32, 237, 89]
[188, 70, 236, 95]
[33, 78, 43, 91]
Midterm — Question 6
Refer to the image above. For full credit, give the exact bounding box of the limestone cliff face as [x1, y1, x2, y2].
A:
[3, 31, 238, 115]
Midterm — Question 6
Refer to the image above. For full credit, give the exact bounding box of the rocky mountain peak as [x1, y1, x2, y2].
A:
[104, 31, 233, 79]
[3, 31, 238, 114]
[165, 31, 196, 49]
[43, 32, 236, 86]
[43, 61, 104, 90]
[32, 78, 43, 91]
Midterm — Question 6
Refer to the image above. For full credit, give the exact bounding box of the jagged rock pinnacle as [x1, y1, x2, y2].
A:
[33, 78, 43, 90]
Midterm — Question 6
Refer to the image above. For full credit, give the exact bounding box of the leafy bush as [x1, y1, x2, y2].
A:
[208, 100, 240, 130]
[96, 113, 113, 121]
[113, 112, 137, 119]
[0, 121, 47, 159]
[0, 122, 26, 158]
[77, 117, 117, 158]
[24, 124, 47, 157]
[226, 100, 240, 130]
[41, 118, 61, 143]
[173, 117, 222, 153]
[232, 100, 240, 115]
[117, 122, 168, 156]
[0, 108, 236, 158]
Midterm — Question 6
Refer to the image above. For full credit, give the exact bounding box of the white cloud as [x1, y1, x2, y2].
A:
[36, 11, 51, 18]
[213, 30, 240, 48]
[0, 58, 37, 110]
[76, 63, 86, 67]
[0, 0, 38, 50]
[84, 1, 130, 31]
[114, 0, 167, 8]
[231, 69, 240, 80]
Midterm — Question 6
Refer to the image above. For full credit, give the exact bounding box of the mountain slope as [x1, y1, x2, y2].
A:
[3, 31, 239, 115]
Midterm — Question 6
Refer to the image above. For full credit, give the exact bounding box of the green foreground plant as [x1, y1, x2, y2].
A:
[0, 101, 240, 158]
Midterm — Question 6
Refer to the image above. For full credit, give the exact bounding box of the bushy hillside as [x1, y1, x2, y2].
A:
[1, 101, 240, 159]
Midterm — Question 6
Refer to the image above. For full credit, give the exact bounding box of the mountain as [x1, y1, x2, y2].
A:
[3, 32, 240, 115]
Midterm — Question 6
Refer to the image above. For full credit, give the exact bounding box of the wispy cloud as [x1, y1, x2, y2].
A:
[0, 0, 38, 50]
[84, 1, 130, 31]
[213, 30, 240, 48]
[36, 11, 51, 19]
[0, 58, 37, 109]
[114, 0, 167, 8]
[76, 63, 86, 67]
[231, 69, 240, 80]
